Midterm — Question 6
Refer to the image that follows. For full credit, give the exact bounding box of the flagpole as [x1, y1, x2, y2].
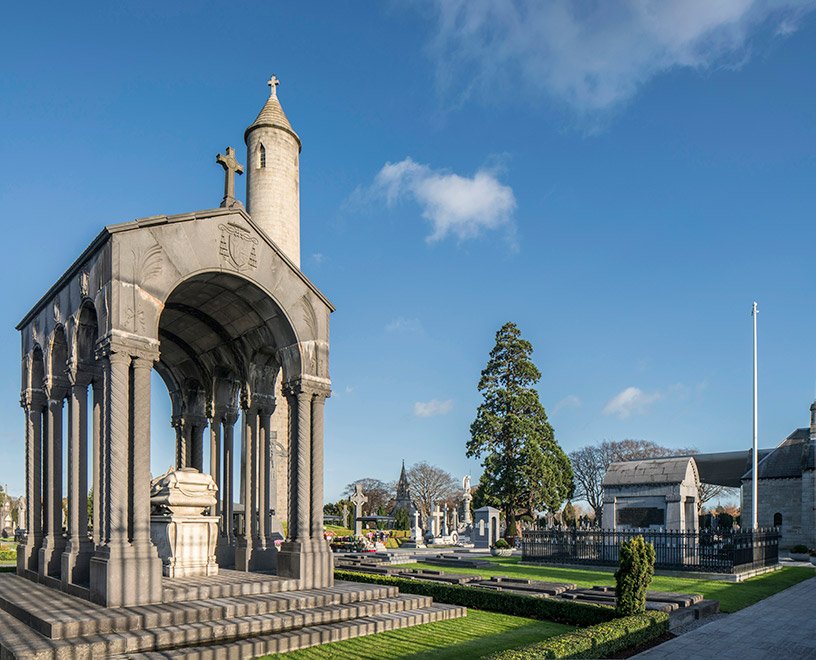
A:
[752, 301, 759, 530]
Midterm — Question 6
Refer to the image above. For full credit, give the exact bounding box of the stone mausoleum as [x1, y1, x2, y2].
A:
[0, 78, 463, 657]
[602, 457, 700, 531]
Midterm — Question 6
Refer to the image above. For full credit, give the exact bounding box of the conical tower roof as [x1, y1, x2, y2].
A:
[244, 76, 301, 150]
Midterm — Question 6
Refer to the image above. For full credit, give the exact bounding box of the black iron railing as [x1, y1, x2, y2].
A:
[521, 528, 779, 573]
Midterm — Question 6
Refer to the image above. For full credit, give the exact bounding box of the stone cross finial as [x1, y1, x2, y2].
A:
[215, 146, 244, 208]
[268, 75, 280, 98]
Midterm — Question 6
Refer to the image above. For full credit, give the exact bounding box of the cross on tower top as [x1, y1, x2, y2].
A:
[215, 146, 244, 208]
[267, 74, 280, 98]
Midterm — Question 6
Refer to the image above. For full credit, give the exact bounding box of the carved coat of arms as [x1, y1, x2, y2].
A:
[219, 223, 258, 271]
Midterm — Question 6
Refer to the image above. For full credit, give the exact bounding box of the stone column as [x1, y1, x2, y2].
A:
[223, 413, 237, 541]
[92, 380, 102, 546]
[18, 393, 45, 574]
[310, 394, 326, 539]
[278, 382, 333, 589]
[131, 355, 158, 547]
[39, 392, 67, 578]
[234, 406, 255, 571]
[209, 415, 221, 517]
[90, 346, 162, 607]
[62, 374, 94, 586]
[191, 421, 205, 472]
[173, 418, 186, 469]
[256, 410, 267, 550]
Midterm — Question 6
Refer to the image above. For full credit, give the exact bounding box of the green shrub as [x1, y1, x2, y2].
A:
[614, 535, 655, 616]
[0, 548, 17, 561]
[494, 538, 511, 549]
[487, 611, 669, 659]
[334, 570, 615, 626]
[790, 544, 809, 554]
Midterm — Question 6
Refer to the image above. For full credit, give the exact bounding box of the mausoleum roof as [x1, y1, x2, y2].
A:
[603, 456, 699, 487]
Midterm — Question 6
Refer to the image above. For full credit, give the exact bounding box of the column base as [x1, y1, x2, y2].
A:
[38, 534, 67, 578]
[277, 538, 334, 589]
[61, 537, 95, 587]
[17, 536, 42, 575]
[249, 534, 282, 572]
[234, 537, 251, 572]
[89, 542, 163, 607]
[216, 536, 236, 568]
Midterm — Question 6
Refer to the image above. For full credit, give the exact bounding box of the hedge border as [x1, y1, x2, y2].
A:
[486, 611, 669, 659]
[335, 569, 616, 626]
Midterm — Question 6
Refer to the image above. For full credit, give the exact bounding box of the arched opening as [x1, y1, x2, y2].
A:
[151, 271, 299, 572]
[773, 512, 782, 528]
[490, 516, 497, 544]
[259, 144, 266, 168]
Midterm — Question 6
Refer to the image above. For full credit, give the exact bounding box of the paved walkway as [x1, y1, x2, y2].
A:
[636, 577, 816, 659]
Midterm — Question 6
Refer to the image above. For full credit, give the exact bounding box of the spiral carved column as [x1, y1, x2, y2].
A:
[39, 393, 67, 578]
[19, 393, 45, 574]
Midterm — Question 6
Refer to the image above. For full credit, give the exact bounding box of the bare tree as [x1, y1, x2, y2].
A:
[570, 439, 696, 522]
[406, 461, 459, 526]
[342, 478, 393, 515]
[698, 484, 738, 516]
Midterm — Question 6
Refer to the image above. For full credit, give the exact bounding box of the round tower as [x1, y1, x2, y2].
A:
[245, 76, 302, 267]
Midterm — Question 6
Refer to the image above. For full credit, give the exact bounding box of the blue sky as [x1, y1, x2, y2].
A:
[1, 2, 815, 504]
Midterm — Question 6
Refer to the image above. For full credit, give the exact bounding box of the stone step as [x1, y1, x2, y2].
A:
[0, 594, 437, 659]
[124, 603, 468, 659]
[0, 574, 397, 640]
[161, 570, 299, 602]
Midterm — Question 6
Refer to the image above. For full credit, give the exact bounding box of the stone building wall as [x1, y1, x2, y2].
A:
[741, 477, 808, 547]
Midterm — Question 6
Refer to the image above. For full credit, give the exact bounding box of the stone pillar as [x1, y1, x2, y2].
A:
[223, 413, 237, 541]
[209, 415, 221, 517]
[62, 374, 94, 586]
[18, 393, 45, 574]
[39, 392, 67, 578]
[310, 394, 326, 539]
[173, 418, 186, 469]
[92, 380, 102, 546]
[190, 421, 205, 473]
[256, 409, 267, 550]
[89, 346, 161, 607]
[234, 406, 255, 571]
[278, 382, 333, 589]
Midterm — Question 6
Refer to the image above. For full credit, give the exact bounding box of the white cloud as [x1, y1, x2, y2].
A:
[425, 0, 815, 112]
[372, 157, 516, 243]
[310, 252, 325, 265]
[414, 399, 454, 417]
[385, 316, 424, 335]
[552, 394, 581, 415]
[603, 386, 662, 419]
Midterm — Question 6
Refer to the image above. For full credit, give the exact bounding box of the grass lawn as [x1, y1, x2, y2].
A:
[402, 557, 814, 613]
[275, 609, 573, 659]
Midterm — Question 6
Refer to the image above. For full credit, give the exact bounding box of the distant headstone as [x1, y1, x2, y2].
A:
[350, 484, 368, 538]
[473, 506, 501, 549]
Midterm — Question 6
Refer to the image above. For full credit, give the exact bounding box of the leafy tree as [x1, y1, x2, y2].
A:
[393, 507, 410, 531]
[342, 478, 393, 515]
[561, 501, 576, 527]
[406, 461, 459, 528]
[615, 535, 655, 616]
[467, 322, 573, 540]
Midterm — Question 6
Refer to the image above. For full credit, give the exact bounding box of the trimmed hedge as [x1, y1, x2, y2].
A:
[487, 611, 669, 659]
[0, 548, 17, 561]
[335, 569, 616, 626]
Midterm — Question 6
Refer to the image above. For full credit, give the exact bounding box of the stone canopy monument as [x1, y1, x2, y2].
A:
[15, 76, 333, 607]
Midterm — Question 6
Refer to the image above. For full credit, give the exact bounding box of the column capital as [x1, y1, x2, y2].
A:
[283, 377, 331, 399]
[45, 379, 69, 403]
[20, 388, 47, 411]
[95, 335, 160, 363]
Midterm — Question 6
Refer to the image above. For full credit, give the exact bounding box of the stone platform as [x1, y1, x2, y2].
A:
[0, 570, 466, 659]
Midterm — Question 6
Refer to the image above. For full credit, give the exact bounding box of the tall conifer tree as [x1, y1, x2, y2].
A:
[467, 322, 573, 539]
